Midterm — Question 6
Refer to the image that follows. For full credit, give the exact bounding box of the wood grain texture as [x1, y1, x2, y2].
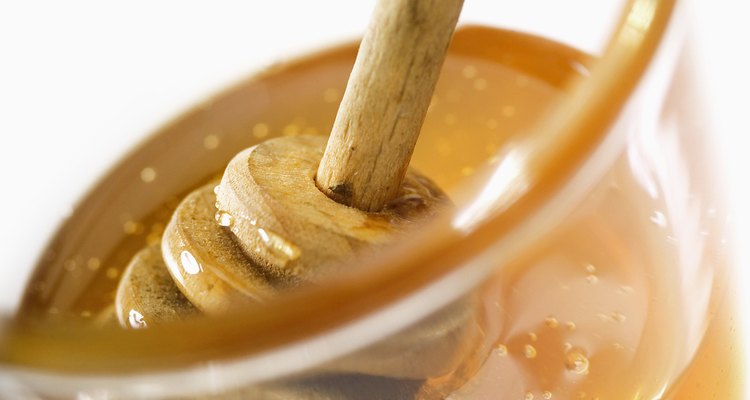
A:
[316, 0, 464, 212]
[115, 136, 474, 381]
[115, 245, 197, 328]
[216, 135, 450, 283]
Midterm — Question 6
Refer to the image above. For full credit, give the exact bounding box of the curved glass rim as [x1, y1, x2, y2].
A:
[0, 0, 677, 377]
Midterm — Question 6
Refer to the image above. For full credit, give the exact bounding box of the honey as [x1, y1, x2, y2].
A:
[9, 26, 742, 399]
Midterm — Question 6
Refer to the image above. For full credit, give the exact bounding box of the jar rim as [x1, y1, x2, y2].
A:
[0, 0, 678, 384]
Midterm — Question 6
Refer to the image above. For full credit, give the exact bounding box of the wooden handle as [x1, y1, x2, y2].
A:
[316, 0, 464, 212]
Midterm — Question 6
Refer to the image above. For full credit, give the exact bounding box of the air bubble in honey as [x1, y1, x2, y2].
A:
[86, 257, 101, 271]
[565, 347, 590, 375]
[617, 285, 634, 295]
[502, 105, 516, 117]
[252, 123, 270, 138]
[650, 211, 667, 227]
[106, 267, 119, 280]
[64, 259, 77, 272]
[123, 220, 143, 235]
[611, 312, 626, 322]
[140, 167, 157, 183]
[524, 344, 537, 359]
[283, 124, 301, 136]
[461, 65, 477, 79]
[203, 134, 220, 150]
[473, 78, 487, 91]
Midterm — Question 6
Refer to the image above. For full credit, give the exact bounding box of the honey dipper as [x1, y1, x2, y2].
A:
[115, 0, 482, 381]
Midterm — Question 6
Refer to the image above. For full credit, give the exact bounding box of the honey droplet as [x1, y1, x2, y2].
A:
[180, 250, 203, 275]
[566, 321, 577, 331]
[565, 347, 590, 375]
[495, 344, 508, 356]
[528, 332, 538, 342]
[128, 309, 147, 329]
[586, 274, 598, 284]
[585, 264, 596, 274]
[524, 344, 537, 359]
[525, 392, 534, 400]
[257, 228, 302, 264]
[543, 391, 553, 399]
[545, 316, 559, 329]
[214, 211, 235, 228]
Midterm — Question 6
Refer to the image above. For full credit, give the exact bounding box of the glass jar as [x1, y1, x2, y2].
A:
[0, 0, 742, 398]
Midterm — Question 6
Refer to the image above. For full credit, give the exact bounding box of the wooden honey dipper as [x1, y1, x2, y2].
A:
[115, 0, 482, 382]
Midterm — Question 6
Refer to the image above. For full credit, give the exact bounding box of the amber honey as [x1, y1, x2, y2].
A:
[11, 26, 742, 399]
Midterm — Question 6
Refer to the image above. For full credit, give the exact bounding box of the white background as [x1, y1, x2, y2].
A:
[0, 0, 747, 382]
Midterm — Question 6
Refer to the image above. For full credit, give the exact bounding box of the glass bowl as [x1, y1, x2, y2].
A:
[0, 0, 742, 398]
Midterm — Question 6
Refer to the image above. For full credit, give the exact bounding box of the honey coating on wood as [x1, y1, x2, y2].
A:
[115, 245, 197, 329]
[18, 27, 742, 398]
